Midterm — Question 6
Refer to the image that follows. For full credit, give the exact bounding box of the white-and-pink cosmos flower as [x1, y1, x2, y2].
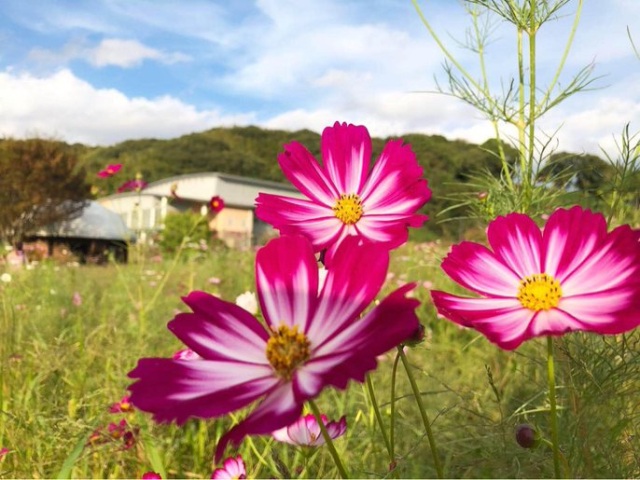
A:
[128, 235, 419, 461]
[255, 122, 431, 265]
[431, 206, 640, 350]
[272, 413, 347, 447]
[211, 455, 247, 479]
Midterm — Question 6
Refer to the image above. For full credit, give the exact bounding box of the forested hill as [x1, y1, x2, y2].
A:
[78, 125, 617, 238]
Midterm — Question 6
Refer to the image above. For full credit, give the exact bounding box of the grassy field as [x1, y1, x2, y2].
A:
[0, 242, 638, 478]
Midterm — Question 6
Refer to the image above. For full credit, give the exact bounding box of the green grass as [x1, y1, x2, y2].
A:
[0, 243, 638, 478]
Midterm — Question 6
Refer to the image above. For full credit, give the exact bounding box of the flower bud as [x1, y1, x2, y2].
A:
[515, 423, 539, 449]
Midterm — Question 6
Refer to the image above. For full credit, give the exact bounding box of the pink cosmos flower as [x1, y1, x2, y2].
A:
[210, 196, 225, 213]
[117, 179, 148, 193]
[109, 395, 134, 413]
[211, 455, 246, 479]
[0, 447, 9, 459]
[255, 122, 431, 265]
[128, 235, 420, 461]
[97, 163, 123, 178]
[141, 472, 162, 479]
[272, 413, 347, 446]
[431, 206, 640, 350]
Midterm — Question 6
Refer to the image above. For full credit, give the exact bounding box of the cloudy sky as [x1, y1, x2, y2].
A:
[0, 0, 638, 156]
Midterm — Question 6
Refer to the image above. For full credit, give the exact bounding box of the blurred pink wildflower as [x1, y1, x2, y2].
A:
[117, 178, 147, 193]
[141, 472, 162, 479]
[210, 196, 225, 213]
[109, 395, 134, 413]
[0, 447, 10, 460]
[431, 206, 640, 350]
[128, 235, 420, 461]
[97, 163, 123, 178]
[72, 291, 82, 306]
[272, 413, 346, 446]
[256, 121, 431, 265]
[211, 455, 246, 479]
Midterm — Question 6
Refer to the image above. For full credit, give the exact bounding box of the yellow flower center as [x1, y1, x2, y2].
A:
[517, 273, 562, 311]
[266, 325, 311, 380]
[332, 193, 363, 225]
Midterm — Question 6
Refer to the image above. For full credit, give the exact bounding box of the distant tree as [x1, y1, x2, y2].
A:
[0, 138, 91, 245]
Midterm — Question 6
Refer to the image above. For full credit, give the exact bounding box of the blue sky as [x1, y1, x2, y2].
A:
[0, 0, 638, 156]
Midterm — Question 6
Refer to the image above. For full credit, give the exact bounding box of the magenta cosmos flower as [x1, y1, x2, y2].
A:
[431, 206, 640, 350]
[212, 455, 246, 479]
[210, 195, 225, 213]
[128, 235, 420, 461]
[141, 472, 162, 480]
[272, 413, 347, 446]
[97, 163, 123, 178]
[255, 122, 431, 264]
[117, 178, 148, 193]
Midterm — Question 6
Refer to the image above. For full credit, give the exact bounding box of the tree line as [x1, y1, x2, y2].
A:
[1, 126, 635, 245]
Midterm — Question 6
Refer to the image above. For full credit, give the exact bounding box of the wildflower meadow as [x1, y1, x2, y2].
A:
[1, 1, 640, 479]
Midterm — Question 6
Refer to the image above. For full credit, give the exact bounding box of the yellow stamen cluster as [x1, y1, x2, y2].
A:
[517, 273, 562, 311]
[266, 324, 311, 380]
[332, 193, 364, 225]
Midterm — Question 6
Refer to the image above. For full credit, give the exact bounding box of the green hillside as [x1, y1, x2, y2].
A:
[77, 125, 622, 239]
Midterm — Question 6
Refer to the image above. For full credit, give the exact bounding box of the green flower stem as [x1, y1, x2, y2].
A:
[365, 373, 393, 461]
[389, 350, 402, 462]
[308, 399, 349, 479]
[398, 346, 443, 479]
[546, 337, 563, 478]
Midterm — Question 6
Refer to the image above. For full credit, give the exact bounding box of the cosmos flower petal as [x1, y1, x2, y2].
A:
[173, 291, 270, 363]
[354, 215, 409, 248]
[541, 206, 608, 281]
[487, 212, 542, 278]
[559, 222, 640, 296]
[255, 194, 343, 249]
[441, 241, 521, 297]
[215, 383, 301, 462]
[359, 139, 431, 212]
[431, 291, 533, 350]
[528, 308, 592, 337]
[256, 235, 318, 331]
[306, 236, 389, 346]
[212, 455, 247, 480]
[128, 358, 279, 424]
[278, 141, 339, 205]
[321, 122, 371, 194]
[305, 284, 420, 392]
[556, 289, 640, 333]
[272, 413, 347, 446]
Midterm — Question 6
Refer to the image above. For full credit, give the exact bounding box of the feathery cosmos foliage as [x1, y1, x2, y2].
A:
[128, 235, 420, 460]
[431, 206, 640, 350]
[255, 122, 431, 265]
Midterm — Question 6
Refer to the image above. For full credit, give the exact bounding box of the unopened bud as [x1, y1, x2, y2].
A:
[515, 424, 539, 449]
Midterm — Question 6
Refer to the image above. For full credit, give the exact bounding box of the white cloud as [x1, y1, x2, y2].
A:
[89, 39, 189, 67]
[28, 38, 189, 68]
[0, 69, 253, 145]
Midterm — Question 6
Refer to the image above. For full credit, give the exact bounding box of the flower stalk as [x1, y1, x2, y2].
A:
[547, 337, 563, 478]
[308, 399, 349, 479]
[398, 346, 443, 479]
